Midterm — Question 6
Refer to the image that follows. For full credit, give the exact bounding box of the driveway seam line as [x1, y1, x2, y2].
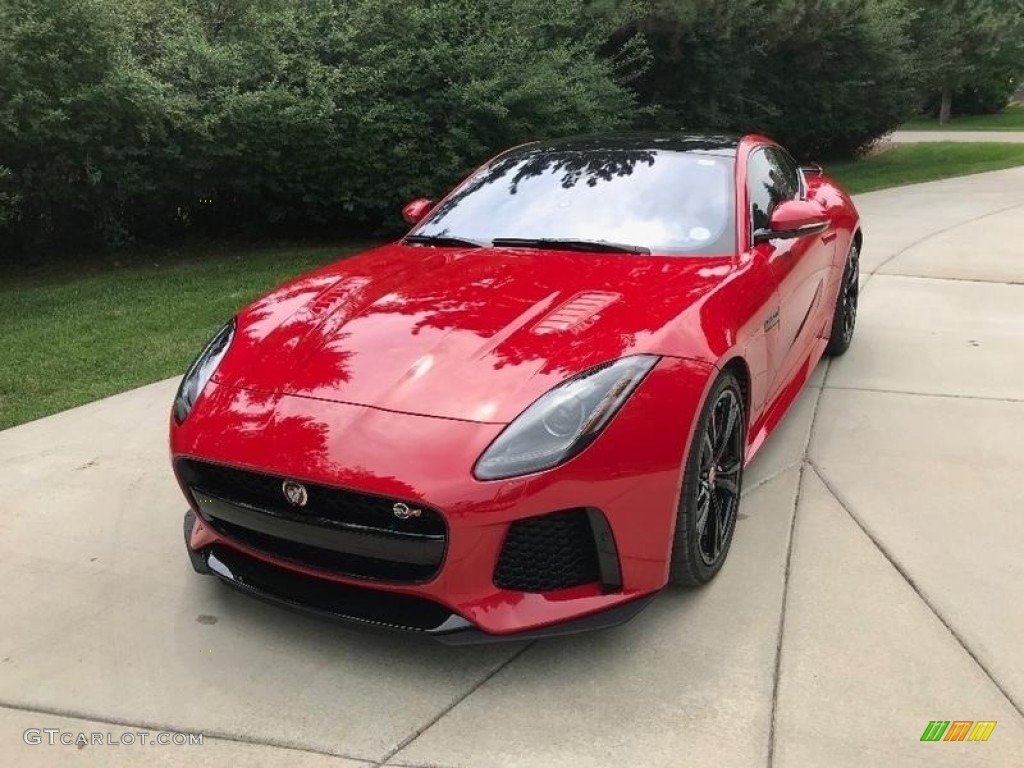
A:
[873, 272, 1024, 286]
[859, 200, 1024, 293]
[376, 641, 536, 767]
[766, 368, 827, 768]
[806, 461, 1024, 721]
[0, 700, 371, 763]
[765, 463, 804, 768]
[820, 384, 1024, 404]
[741, 461, 802, 498]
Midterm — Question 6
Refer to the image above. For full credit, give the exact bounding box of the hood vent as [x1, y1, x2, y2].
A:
[532, 292, 620, 336]
[309, 277, 373, 319]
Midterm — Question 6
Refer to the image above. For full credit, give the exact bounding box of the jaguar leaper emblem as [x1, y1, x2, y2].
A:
[392, 502, 422, 520]
[281, 480, 309, 507]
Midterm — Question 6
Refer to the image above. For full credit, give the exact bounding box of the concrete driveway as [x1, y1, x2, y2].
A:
[2, 167, 1024, 767]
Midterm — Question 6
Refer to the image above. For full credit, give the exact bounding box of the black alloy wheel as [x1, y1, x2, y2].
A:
[825, 240, 860, 356]
[669, 371, 746, 586]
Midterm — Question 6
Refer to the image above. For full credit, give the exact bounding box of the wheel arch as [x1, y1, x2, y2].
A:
[666, 355, 748, 587]
[718, 355, 751, 426]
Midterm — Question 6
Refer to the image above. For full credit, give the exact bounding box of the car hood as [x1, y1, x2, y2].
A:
[214, 243, 729, 423]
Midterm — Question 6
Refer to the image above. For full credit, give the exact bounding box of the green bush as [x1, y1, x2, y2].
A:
[2, 0, 1020, 259]
[0, 0, 177, 252]
[621, 0, 919, 159]
[0, 167, 20, 230]
[0, 0, 639, 257]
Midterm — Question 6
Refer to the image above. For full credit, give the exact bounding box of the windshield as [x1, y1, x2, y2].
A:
[413, 147, 736, 256]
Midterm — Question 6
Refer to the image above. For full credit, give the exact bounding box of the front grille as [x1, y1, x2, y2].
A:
[213, 519, 437, 582]
[176, 459, 446, 583]
[494, 509, 601, 592]
[176, 459, 445, 536]
[207, 546, 454, 631]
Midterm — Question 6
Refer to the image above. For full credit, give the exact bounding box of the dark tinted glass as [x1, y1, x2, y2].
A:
[747, 149, 776, 232]
[415, 148, 736, 256]
[767, 147, 801, 200]
[747, 147, 801, 234]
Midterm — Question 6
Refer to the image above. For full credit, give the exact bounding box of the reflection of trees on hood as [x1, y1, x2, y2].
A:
[208, 385, 425, 498]
[368, 251, 720, 376]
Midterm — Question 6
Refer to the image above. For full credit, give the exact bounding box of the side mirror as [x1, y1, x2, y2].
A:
[754, 199, 829, 243]
[401, 198, 434, 225]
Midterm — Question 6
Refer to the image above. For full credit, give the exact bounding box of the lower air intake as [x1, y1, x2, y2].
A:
[494, 509, 601, 592]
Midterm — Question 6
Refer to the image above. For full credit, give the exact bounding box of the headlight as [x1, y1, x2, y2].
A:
[173, 319, 236, 424]
[474, 355, 659, 480]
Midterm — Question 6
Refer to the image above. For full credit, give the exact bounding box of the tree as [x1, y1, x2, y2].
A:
[908, 0, 1024, 122]
[755, 0, 919, 158]
[617, 0, 920, 158]
[0, 0, 641, 256]
[0, 0, 197, 253]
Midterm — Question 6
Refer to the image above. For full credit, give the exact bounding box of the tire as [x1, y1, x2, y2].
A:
[824, 238, 860, 357]
[669, 371, 746, 587]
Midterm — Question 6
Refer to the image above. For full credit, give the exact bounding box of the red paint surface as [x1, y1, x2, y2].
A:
[172, 134, 860, 635]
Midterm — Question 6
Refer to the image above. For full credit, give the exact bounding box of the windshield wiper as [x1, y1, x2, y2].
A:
[403, 234, 484, 248]
[491, 237, 650, 255]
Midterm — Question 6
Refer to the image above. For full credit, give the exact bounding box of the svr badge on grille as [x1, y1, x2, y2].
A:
[392, 502, 422, 520]
[281, 480, 309, 507]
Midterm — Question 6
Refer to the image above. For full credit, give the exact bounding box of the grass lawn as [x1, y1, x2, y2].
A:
[825, 141, 1024, 194]
[0, 242, 370, 430]
[901, 104, 1024, 131]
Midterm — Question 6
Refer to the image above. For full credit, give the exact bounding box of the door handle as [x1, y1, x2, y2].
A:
[821, 230, 837, 244]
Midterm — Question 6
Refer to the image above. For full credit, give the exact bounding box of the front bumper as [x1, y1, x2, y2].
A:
[185, 510, 652, 644]
[173, 357, 713, 638]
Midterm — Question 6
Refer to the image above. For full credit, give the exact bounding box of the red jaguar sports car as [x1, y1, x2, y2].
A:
[172, 133, 861, 643]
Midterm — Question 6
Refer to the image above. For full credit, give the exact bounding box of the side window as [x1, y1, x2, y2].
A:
[767, 147, 802, 201]
[747, 149, 776, 234]
[747, 147, 801, 237]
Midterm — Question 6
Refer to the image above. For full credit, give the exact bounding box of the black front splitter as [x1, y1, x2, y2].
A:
[183, 509, 653, 645]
